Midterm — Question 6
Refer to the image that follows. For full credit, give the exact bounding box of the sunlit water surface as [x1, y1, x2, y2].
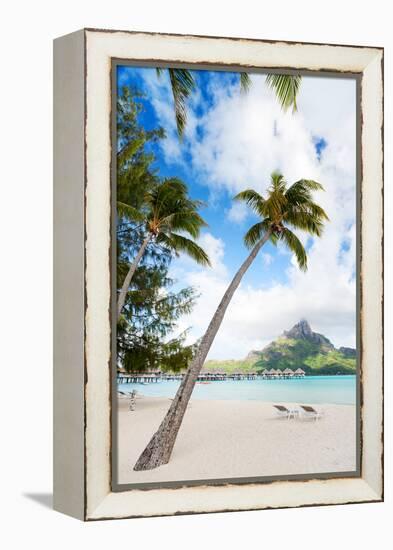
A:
[119, 375, 357, 405]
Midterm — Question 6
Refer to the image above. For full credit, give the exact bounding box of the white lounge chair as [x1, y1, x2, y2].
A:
[273, 404, 298, 420]
[299, 405, 324, 421]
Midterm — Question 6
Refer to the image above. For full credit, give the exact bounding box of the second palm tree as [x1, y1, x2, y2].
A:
[117, 178, 211, 321]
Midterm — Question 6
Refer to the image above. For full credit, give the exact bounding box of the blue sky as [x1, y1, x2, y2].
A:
[117, 65, 357, 359]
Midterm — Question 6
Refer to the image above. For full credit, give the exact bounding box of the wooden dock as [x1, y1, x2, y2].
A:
[117, 371, 306, 384]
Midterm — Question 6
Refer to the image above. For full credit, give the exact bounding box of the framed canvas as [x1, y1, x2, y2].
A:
[53, 28, 383, 521]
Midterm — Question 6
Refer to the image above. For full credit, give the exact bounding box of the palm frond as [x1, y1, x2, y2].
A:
[161, 177, 189, 195]
[168, 68, 196, 138]
[294, 179, 324, 192]
[152, 178, 188, 206]
[117, 137, 145, 165]
[285, 179, 325, 202]
[270, 171, 287, 192]
[284, 210, 325, 237]
[234, 189, 265, 217]
[284, 181, 329, 236]
[117, 201, 145, 222]
[265, 74, 302, 112]
[244, 219, 274, 248]
[150, 178, 188, 218]
[279, 228, 308, 271]
[240, 72, 252, 94]
[166, 211, 207, 238]
[306, 202, 329, 220]
[236, 170, 327, 273]
[255, 172, 287, 221]
[157, 233, 211, 267]
[284, 200, 329, 235]
[263, 190, 288, 222]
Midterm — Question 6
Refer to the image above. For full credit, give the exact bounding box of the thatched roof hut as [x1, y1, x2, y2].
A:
[294, 368, 306, 375]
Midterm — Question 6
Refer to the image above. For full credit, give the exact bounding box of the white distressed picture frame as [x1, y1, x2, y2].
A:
[53, 28, 383, 521]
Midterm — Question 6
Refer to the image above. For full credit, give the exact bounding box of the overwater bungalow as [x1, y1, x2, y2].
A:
[283, 368, 295, 378]
[294, 368, 306, 377]
[231, 372, 245, 380]
[117, 371, 164, 384]
[199, 371, 226, 381]
[117, 366, 307, 385]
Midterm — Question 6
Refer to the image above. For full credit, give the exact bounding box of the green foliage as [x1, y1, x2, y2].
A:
[279, 228, 307, 271]
[235, 172, 329, 271]
[156, 67, 196, 138]
[203, 359, 256, 374]
[117, 230, 198, 373]
[160, 69, 302, 137]
[140, 177, 211, 267]
[117, 86, 200, 373]
[117, 98, 211, 269]
[202, 337, 356, 376]
[265, 74, 302, 112]
[240, 72, 252, 93]
[117, 86, 163, 228]
[304, 351, 356, 375]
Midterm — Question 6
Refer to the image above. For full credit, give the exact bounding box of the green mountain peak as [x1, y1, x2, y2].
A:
[251, 320, 356, 376]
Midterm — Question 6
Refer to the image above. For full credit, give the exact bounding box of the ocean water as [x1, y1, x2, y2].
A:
[118, 375, 357, 405]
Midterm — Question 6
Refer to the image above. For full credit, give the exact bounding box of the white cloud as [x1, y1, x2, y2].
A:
[173, 229, 356, 359]
[188, 75, 321, 196]
[147, 72, 357, 359]
[197, 233, 227, 277]
[226, 202, 249, 223]
[261, 253, 273, 267]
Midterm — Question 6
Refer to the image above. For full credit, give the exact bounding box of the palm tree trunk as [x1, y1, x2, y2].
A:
[117, 234, 151, 321]
[133, 231, 272, 471]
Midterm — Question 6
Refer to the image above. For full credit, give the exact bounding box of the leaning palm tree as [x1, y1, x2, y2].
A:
[117, 178, 211, 320]
[134, 171, 328, 470]
[159, 68, 301, 137]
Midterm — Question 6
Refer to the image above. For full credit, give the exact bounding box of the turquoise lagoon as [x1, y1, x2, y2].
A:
[119, 375, 356, 405]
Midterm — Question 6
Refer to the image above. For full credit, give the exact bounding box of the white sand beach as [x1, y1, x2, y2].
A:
[117, 395, 357, 485]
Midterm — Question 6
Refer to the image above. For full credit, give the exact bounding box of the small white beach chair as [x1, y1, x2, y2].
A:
[273, 404, 298, 420]
[299, 405, 324, 421]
